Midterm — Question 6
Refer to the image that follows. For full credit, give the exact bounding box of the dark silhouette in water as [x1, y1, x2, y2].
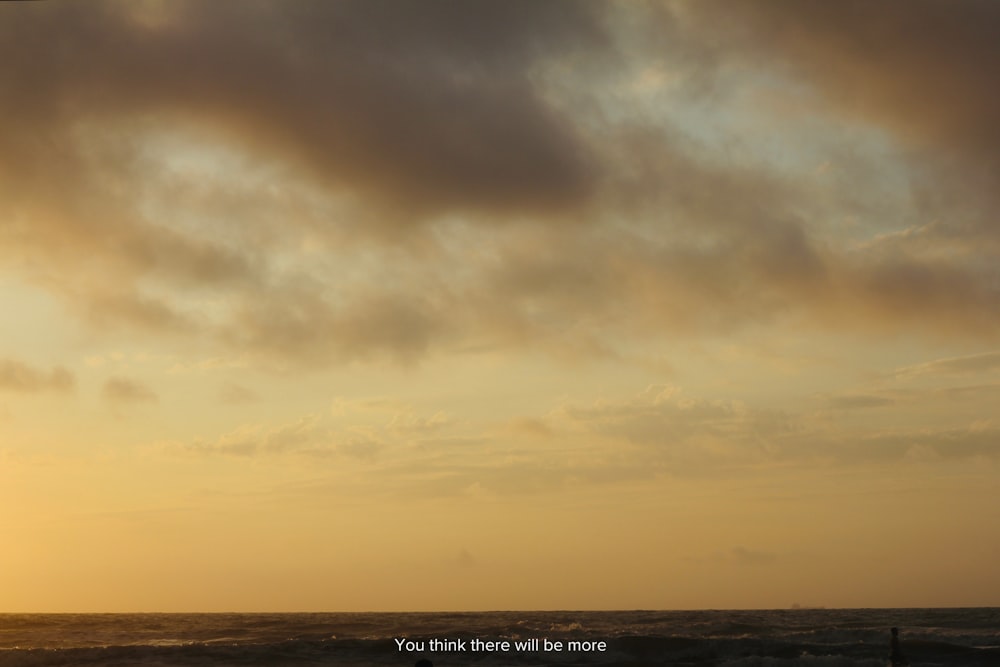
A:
[415, 660, 433, 667]
[889, 627, 908, 666]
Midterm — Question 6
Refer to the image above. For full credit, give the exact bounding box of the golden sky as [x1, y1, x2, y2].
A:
[1, 0, 999, 612]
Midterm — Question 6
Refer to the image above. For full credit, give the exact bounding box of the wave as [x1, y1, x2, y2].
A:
[5, 636, 998, 667]
[2, 609, 998, 667]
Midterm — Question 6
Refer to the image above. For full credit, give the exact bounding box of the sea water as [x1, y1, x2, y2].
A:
[1, 608, 998, 666]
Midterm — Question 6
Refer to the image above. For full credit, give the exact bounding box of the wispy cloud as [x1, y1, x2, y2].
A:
[171, 413, 394, 462]
[825, 394, 896, 410]
[103, 377, 158, 404]
[217, 383, 259, 405]
[893, 352, 1000, 378]
[0, 359, 74, 394]
[687, 546, 779, 567]
[731, 546, 778, 566]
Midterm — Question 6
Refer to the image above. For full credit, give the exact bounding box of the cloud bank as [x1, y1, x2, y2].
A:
[1, 0, 997, 368]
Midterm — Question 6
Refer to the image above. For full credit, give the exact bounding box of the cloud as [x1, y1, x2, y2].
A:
[0, 0, 609, 368]
[457, 548, 477, 568]
[894, 352, 1000, 378]
[682, 0, 1000, 234]
[685, 1, 1000, 147]
[330, 396, 411, 416]
[0, 0, 603, 223]
[0, 359, 75, 394]
[388, 410, 454, 437]
[730, 546, 778, 566]
[563, 389, 739, 446]
[504, 417, 554, 439]
[177, 414, 389, 461]
[1, 1, 997, 370]
[826, 394, 895, 410]
[223, 288, 451, 366]
[640, 0, 1000, 340]
[152, 379, 999, 502]
[556, 385, 783, 453]
[187, 415, 328, 457]
[859, 426, 1000, 463]
[218, 383, 259, 405]
[686, 546, 779, 567]
[103, 377, 158, 404]
[556, 384, 1000, 473]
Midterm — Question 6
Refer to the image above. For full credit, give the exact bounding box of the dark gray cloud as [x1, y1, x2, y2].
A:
[684, 0, 1000, 230]
[1, 0, 998, 368]
[0, 0, 603, 222]
[651, 0, 1000, 340]
[687, 1, 1000, 138]
[0, 0, 607, 365]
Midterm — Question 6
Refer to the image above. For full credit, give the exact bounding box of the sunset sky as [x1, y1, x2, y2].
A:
[2, 0, 999, 612]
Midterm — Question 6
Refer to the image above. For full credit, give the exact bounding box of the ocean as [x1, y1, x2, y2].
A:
[1, 608, 997, 666]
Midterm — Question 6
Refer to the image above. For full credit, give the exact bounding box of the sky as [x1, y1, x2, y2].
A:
[1, 0, 999, 612]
